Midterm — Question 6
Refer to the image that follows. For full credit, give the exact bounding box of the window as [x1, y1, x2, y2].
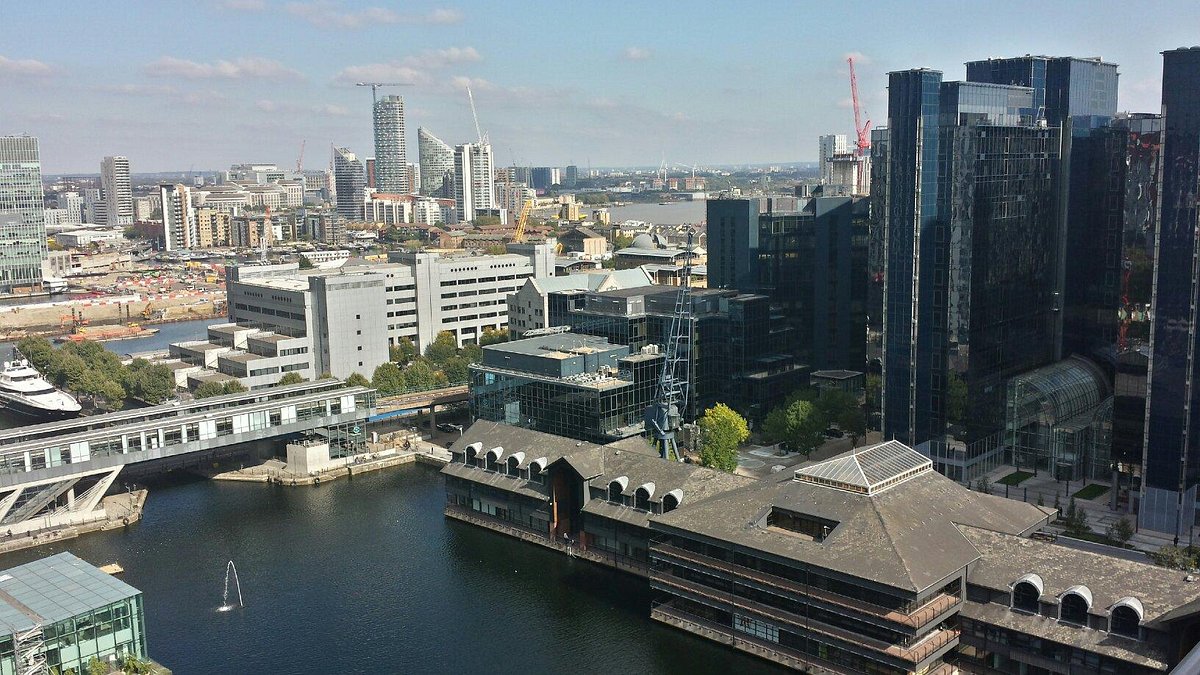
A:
[1012, 581, 1040, 613]
[1059, 592, 1089, 626]
[1109, 603, 1141, 638]
[662, 492, 680, 512]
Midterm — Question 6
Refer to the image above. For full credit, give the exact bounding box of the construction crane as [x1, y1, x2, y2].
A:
[513, 198, 533, 243]
[466, 85, 487, 145]
[354, 82, 410, 105]
[645, 229, 695, 462]
[847, 56, 872, 191]
[296, 139, 306, 174]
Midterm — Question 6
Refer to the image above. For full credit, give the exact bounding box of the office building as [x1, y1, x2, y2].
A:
[418, 128, 454, 197]
[563, 165, 579, 188]
[506, 268, 653, 338]
[0, 552, 151, 674]
[1142, 47, 1200, 536]
[445, 424, 1200, 673]
[564, 286, 802, 419]
[159, 183, 196, 251]
[708, 195, 869, 372]
[469, 333, 663, 442]
[964, 55, 1119, 127]
[453, 142, 495, 222]
[332, 147, 365, 219]
[172, 323, 316, 389]
[0, 135, 46, 293]
[881, 70, 1062, 481]
[818, 133, 849, 180]
[58, 191, 84, 223]
[372, 94, 406, 193]
[530, 167, 560, 191]
[100, 155, 133, 226]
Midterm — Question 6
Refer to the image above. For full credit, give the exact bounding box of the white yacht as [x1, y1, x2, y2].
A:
[0, 355, 81, 420]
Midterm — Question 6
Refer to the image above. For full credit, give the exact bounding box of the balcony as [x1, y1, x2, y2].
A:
[651, 570, 959, 665]
[653, 542, 960, 629]
[651, 601, 957, 675]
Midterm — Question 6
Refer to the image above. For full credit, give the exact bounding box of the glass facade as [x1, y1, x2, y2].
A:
[372, 95, 406, 194]
[1005, 357, 1112, 480]
[0, 136, 47, 293]
[0, 595, 148, 675]
[1142, 48, 1200, 535]
[332, 147, 365, 219]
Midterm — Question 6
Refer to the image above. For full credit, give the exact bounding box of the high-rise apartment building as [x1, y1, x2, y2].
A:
[453, 142, 494, 223]
[82, 188, 106, 226]
[57, 192, 83, 223]
[1141, 47, 1200, 537]
[332, 147, 365, 219]
[372, 95, 406, 193]
[0, 135, 47, 293]
[100, 156, 133, 226]
[563, 165, 579, 188]
[530, 167, 559, 191]
[881, 70, 1063, 481]
[159, 184, 196, 251]
[818, 134, 849, 178]
[418, 128, 454, 197]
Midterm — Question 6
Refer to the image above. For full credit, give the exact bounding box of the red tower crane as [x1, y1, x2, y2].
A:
[848, 56, 871, 191]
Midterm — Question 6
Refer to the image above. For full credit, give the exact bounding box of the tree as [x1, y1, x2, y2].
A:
[126, 363, 175, 403]
[298, 256, 315, 270]
[780, 399, 826, 455]
[946, 371, 968, 426]
[222, 381, 247, 395]
[372, 362, 406, 393]
[390, 337, 417, 365]
[479, 327, 510, 346]
[442, 356, 470, 384]
[1064, 497, 1090, 536]
[698, 404, 749, 472]
[761, 407, 790, 446]
[193, 381, 226, 399]
[864, 374, 882, 417]
[17, 336, 55, 371]
[474, 215, 502, 226]
[460, 342, 483, 364]
[1107, 517, 1134, 548]
[484, 244, 507, 255]
[278, 371, 305, 386]
[974, 477, 991, 495]
[403, 358, 447, 391]
[97, 379, 126, 410]
[87, 656, 108, 675]
[424, 331, 458, 365]
[344, 372, 371, 388]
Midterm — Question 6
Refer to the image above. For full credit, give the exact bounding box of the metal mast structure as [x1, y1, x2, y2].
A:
[645, 229, 695, 462]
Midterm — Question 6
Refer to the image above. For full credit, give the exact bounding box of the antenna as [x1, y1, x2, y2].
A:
[467, 86, 485, 145]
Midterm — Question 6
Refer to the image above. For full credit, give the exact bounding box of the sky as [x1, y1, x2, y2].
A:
[1, 0, 1197, 174]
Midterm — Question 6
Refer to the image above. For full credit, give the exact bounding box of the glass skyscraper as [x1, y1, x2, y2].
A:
[881, 72, 1063, 480]
[417, 127, 454, 197]
[0, 135, 47, 293]
[372, 95, 406, 194]
[1142, 47, 1200, 537]
[332, 147, 365, 219]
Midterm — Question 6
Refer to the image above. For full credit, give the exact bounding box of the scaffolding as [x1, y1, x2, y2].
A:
[1005, 356, 1112, 481]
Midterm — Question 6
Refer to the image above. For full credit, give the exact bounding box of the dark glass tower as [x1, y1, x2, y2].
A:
[1141, 47, 1200, 537]
[881, 69, 944, 450]
[882, 71, 1063, 480]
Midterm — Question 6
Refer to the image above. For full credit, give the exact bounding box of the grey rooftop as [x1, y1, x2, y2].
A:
[0, 553, 140, 635]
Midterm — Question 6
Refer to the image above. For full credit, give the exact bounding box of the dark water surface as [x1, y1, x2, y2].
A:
[0, 466, 783, 675]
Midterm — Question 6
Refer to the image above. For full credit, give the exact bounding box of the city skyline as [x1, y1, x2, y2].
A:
[1, 0, 1197, 173]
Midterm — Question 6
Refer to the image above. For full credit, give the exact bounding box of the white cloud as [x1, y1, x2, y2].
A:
[620, 47, 652, 62]
[285, 1, 462, 29]
[95, 83, 179, 96]
[0, 55, 54, 77]
[216, 0, 267, 10]
[144, 56, 303, 80]
[333, 47, 481, 86]
[844, 51, 871, 66]
[255, 99, 351, 117]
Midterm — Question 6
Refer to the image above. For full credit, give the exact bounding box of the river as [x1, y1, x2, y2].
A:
[0, 466, 783, 674]
[606, 201, 707, 226]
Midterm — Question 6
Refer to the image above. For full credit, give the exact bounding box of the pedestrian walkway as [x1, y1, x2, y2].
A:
[977, 464, 1200, 554]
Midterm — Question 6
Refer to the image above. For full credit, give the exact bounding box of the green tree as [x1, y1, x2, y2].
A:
[815, 389, 865, 445]
[17, 336, 55, 371]
[474, 215, 502, 226]
[479, 327, 510, 346]
[403, 358, 447, 391]
[613, 234, 635, 249]
[864, 373, 882, 417]
[424, 331, 458, 366]
[946, 370, 968, 426]
[371, 362, 406, 393]
[390, 337, 417, 365]
[222, 381, 247, 395]
[782, 399, 826, 456]
[127, 363, 175, 403]
[298, 256, 315, 270]
[974, 477, 991, 495]
[484, 244, 507, 255]
[97, 379, 126, 410]
[87, 656, 108, 675]
[761, 407, 790, 446]
[442, 356, 470, 384]
[277, 371, 305, 386]
[698, 403, 750, 472]
[460, 342, 483, 364]
[49, 352, 88, 390]
[344, 372, 371, 388]
[193, 381, 226, 399]
[1107, 516, 1134, 548]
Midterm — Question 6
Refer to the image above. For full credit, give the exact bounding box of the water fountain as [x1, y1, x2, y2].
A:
[217, 560, 244, 612]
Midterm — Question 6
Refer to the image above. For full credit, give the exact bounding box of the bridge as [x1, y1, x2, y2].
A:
[372, 384, 468, 425]
[0, 380, 377, 532]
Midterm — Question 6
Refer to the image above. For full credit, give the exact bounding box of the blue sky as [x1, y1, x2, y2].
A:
[1, 0, 1196, 174]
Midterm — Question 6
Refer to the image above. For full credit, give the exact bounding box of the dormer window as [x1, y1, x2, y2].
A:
[1059, 586, 1093, 626]
[1011, 573, 1043, 614]
[608, 476, 629, 503]
[1109, 598, 1144, 639]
